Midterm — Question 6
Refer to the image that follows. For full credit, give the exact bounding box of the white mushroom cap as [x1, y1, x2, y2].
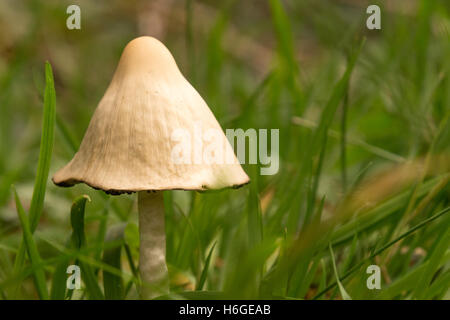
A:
[53, 36, 249, 194]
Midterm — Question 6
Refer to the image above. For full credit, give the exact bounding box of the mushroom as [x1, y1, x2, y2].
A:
[52, 36, 249, 299]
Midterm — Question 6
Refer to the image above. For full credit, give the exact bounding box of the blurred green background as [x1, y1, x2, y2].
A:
[0, 0, 449, 300]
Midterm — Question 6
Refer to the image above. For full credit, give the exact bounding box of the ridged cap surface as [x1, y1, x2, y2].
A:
[52, 37, 249, 194]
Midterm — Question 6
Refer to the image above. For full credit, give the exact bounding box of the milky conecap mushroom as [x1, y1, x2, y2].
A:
[52, 36, 249, 299]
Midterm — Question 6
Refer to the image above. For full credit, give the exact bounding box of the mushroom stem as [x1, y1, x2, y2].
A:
[138, 191, 169, 299]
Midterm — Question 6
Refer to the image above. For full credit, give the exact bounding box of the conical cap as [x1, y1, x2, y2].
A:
[52, 37, 249, 194]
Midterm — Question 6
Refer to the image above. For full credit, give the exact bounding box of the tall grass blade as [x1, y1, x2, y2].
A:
[196, 242, 217, 291]
[13, 61, 56, 297]
[13, 187, 49, 299]
[69, 195, 104, 299]
[329, 243, 352, 300]
[29, 61, 56, 231]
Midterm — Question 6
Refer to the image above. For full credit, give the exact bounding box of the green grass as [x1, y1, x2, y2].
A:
[0, 0, 449, 300]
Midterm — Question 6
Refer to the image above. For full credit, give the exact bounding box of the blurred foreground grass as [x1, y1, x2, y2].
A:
[0, 0, 449, 299]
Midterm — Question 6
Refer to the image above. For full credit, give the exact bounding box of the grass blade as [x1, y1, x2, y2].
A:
[70, 195, 104, 299]
[50, 239, 70, 300]
[329, 243, 352, 300]
[12, 62, 55, 298]
[13, 187, 48, 299]
[102, 224, 125, 300]
[70, 196, 89, 248]
[29, 61, 56, 232]
[340, 88, 349, 193]
[196, 242, 217, 291]
[317, 259, 327, 299]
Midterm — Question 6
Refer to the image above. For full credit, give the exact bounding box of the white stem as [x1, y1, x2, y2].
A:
[138, 191, 169, 299]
